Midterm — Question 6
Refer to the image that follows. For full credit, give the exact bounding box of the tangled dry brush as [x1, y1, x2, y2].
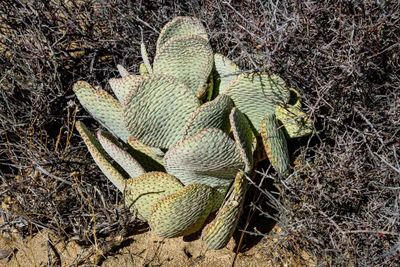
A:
[0, 1, 399, 266]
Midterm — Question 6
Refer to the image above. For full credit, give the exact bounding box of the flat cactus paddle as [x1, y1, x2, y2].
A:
[202, 170, 248, 249]
[117, 64, 130, 77]
[108, 74, 144, 105]
[275, 88, 313, 139]
[149, 183, 220, 238]
[260, 113, 290, 176]
[153, 36, 213, 99]
[139, 63, 149, 75]
[229, 108, 255, 172]
[140, 41, 153, 74]
[73, 81, 130, 141]
[214, 53, 240, 95]
[223, 73, 291, 131]
[124, 74, 200, 149]
[97, 131, 145, 178]
[156, 16, 208, 52]
[183, 94, 234, 137]
[164, 128, 244, 187]
[76, 122, 127, 192]
[125, 172, 183, 220]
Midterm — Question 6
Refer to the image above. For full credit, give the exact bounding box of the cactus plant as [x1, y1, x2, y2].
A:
[73, 16, 313, 250]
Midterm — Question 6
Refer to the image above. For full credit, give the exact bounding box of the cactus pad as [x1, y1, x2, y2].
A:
[202, 170, 247, 249]
[229, 108, 254, 172]
[164, 128, 244, 187]
[156, 16, 208, 51]
[76, 122, 126, 192]
[108, 74, 144, 105]
[153, 36, 213, 98]
[97, 131, 145, 178]
[124, 74, 200, 149]
[183, 94, 234, 137]
[276, 104, 313, 138]
[223, 73, 291, 131]
[117, 64, 130, 77]
[149, 183, 219, 237]
[127, 136, 165, 169]
[125, 172, 183, 220]
[214, 53, 240, 94]
[73, 81, 130, 141]
[260, 113, 290, 175]
[140, 42, 153, 74]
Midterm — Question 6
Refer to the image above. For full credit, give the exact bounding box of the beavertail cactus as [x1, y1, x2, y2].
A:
[73, 16, 313, 250]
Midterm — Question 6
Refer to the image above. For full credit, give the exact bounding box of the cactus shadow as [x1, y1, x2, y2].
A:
[233, 159, 279, 252]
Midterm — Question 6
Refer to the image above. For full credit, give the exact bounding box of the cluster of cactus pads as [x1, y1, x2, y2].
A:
[73, 17, 313, 250]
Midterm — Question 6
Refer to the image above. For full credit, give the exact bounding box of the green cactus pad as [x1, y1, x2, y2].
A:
[164, 128, 244, 187]
[223, 73, 291, 131]
[125, 172, 183, 220]
[276, 104, 313, 138]
[153, 36, 213, 98]
[139, 63, 149, 75]
[156, 16, 208, 52]
[229, 108, 254, 172]
[140, 42, 153, 74]
[202, 170, 247, 249]
[124, 74, 200, 149]
[73, 81, 130, 141]
[76, 122, 126, 192]
[183, 94, 234, 137]
[149, 183, 218, 237]
[108, 75, 144, 105]
[214, 53, 240, 94]
[97, 131, 145, 178]
[260, 113, 290, 175]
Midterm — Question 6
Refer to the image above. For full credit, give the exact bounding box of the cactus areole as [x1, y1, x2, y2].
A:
[73, 16, 313, 250]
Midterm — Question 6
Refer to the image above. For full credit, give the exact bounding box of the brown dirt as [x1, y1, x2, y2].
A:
[0, 226, 315, 267]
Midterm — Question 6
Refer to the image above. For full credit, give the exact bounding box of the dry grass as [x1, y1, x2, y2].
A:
[1, 1, 399, 266]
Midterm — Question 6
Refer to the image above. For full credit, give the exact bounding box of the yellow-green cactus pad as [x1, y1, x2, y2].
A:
[97, 131, 145, 178]
[229, 108, 254, 172]
[149, 184, 219, 237]
[153, 36, 213, 98]
[183, 94, 234, 137]
[125, 172, 183, 220]
[124, 74, 200, 149]
[164, 128, 244, 187]
[214, 53, 240, 94]
[139, 63, 149, 75]
[260, 113, 290, 175]
[223, 73, 291, 131]
[202, 170, 247, 249]
[108, 75, 144, 105]
[140, 42, 153, 74]
[276, 104, 313, 139]
[156, 16, 208, 52]
[73, 81, 130, 141]
[76, 121, 126, 192]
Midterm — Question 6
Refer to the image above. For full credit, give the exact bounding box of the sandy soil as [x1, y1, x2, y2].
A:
[0, 226, 316, 267]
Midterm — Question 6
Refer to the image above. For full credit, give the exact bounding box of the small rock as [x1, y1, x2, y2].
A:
[0, 249, 13, 260]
